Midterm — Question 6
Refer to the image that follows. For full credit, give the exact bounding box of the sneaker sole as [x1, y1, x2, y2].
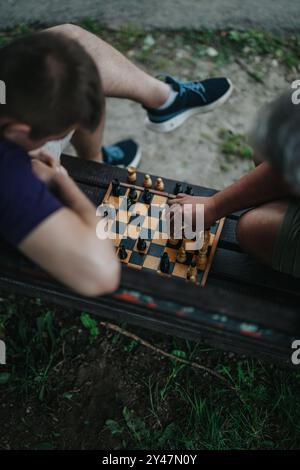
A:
[146, 79, 233, 133]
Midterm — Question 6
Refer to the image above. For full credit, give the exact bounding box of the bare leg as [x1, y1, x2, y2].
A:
[71, 108, 105, 162]
[48, 24, 170, 108]
[236, 200, 289, 266]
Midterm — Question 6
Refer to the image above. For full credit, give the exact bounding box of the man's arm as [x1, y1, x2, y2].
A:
[212, 161, 291, 220]
[170, 162, 292, 228]
[20, 164, 120, 296]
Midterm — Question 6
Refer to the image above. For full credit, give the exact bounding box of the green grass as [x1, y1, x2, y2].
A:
[1, 295, 300, 449]
[218, 128, 254, 161]
[1, 23, 300, 73]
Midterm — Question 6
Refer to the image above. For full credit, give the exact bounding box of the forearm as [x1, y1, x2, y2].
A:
[212, 162, 291, 218]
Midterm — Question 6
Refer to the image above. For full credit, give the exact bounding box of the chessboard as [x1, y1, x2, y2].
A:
[102, 169, 225, 288]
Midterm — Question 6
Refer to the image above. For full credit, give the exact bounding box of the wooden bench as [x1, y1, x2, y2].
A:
[0, 155, 299, 367]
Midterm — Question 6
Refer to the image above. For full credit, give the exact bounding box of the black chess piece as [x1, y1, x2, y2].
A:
[127, 198, 133, 210]
[141, 188, 152, 204]
[137, 237, 147, 252]
[118, 244, 127, 260]
[160, 252, 170, 274]
[112, 178, 121, 197]
[185, 185, 194, 195]
[128, 187, 137, 201]
[174, 182, 182, 195]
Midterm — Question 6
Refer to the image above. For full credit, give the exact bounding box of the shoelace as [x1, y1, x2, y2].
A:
[157, 75, 208, 104]
[175, 79, 207, 102]
[103, 145, 124, 164]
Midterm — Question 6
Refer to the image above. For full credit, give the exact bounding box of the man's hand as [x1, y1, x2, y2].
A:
[29, 148, 59, 167]
[31, 154, 68, 188]
[168, 194, 218, 230]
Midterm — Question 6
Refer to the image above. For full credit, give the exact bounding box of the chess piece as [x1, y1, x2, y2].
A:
[189, 274, 197, 283]
[202, 230, 210, 252]
[137, 237, 147, 252]
[127, 166, 137, 183]
[128, 187, 137, 201]
[141, 188, 152, 204]
[160, 252, 170, 274]
[185, 185, 194, 195]
[118, 244, 128, 260]
[187, 261, 197, 280]
[196, 230, 210, 270]
[174, 183, 182, 195]
[177, 245, 187, 263]
[144, 174, 152, 188]
[168, 237, 179, 246]
[196, 252, 207, 270]
[155, 177, 164, 191]
[112, 178, 120, 197]
[127, 198, 133, 210]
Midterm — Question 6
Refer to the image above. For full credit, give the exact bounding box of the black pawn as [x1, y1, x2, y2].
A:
[185, 185, 194, 196]
[142, 188, 152, 204]
[160, 252, 170, 274]
[112, 178, 121, 197]
[128, 187, 137, 201]
[137, 237, 147, 252]
[118, 244, 127, 260]
[174, 182, 182, 195]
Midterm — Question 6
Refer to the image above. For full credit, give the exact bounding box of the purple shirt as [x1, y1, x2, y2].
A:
[0, 140, 63, 246]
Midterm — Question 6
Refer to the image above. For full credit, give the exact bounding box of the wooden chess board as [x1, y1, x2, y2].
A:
[102, 179, 225, 287]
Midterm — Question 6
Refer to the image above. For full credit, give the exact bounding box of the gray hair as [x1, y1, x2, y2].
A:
[249, 90, 300, 192]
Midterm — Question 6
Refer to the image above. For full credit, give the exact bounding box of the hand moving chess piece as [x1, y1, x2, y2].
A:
[137, 237, 147, 252]
[127, 166, 137, 183]
[144, 174, 152, 188]
[112, 178, 120, 197]
[155, 177, 164, 191]
[118, 244, 128, 260]
[160, 252, 170, 274]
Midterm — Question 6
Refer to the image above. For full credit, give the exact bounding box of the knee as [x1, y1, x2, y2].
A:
[47, 23, 83, 37]
[236, 211, 254, 250]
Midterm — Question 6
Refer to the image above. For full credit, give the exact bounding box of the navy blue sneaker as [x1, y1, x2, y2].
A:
[102, 139, 141, 168]
[145, 75, 233, 133]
